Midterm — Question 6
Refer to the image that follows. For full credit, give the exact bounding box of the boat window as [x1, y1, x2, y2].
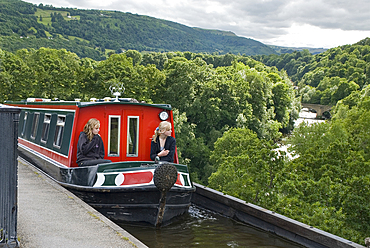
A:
[21, 112, 28, 136]
[53, 115, 65, 148]
[41, 114, 51, 143]
[108, 115, 120, 156]
[30, 112, 40, 139]
[127, 116, 139, 157]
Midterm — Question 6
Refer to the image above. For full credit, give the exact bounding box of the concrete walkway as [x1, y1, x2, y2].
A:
[17, 159, 148, 248]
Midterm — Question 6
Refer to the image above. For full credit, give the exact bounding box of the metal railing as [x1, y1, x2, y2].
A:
[0, 104, 20, 248]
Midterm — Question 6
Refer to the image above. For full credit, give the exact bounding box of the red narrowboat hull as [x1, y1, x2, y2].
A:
[8, 98, 195, 226]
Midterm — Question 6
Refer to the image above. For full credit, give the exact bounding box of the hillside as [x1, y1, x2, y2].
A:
[0, 0, 279, 59]
[252, 37, 370, 113]
[267, 45, 327, 55]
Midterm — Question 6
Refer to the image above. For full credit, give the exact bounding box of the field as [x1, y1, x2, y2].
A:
[34, 9, 80, 26]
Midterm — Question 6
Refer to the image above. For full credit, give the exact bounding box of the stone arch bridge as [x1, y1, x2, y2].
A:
[301, 103, 332, 117]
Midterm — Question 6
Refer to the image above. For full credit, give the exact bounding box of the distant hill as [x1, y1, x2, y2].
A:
[268, 45, 327, 55]
[0, 0, 325, 60]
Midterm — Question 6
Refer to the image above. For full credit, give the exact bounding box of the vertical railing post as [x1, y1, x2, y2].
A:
[0, 104, 20, 248]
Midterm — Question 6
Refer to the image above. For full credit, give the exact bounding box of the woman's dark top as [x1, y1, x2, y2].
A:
[150, 136, 176, 162]
[76, 132, 105, 165]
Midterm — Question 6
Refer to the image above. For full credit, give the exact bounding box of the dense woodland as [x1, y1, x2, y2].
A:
[1, 0, 370, 245]
[253, 38, 370, 108]
[0, 0, 280, 60]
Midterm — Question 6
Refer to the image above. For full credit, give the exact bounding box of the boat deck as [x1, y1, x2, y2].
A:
[17, 159, 148, 248]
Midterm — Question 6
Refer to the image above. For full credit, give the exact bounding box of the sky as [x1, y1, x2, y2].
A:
[25, 0, 370, 49]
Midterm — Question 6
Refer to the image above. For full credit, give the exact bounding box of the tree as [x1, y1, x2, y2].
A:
[163, 57, 211, 114]
[282, 95, 370, 245]
[0, 49, 33, 101]
[125, 50, 142, 66]
[272, 81, 292, 128]
[331, 80, 359, 103]
[94, 53, 135, 99]
[75, 57, 99, 101]
[173, 109, 211, 184]
[208, 128, 283, 206]
[36, 48, 79, 99]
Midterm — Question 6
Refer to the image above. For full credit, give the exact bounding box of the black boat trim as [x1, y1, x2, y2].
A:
[89, 203, 191, 209]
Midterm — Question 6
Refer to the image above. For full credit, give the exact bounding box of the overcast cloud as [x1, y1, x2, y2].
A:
[25, 0, 370, 48]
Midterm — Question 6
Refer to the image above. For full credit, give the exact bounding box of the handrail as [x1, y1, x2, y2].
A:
[0, 105, 20, 248]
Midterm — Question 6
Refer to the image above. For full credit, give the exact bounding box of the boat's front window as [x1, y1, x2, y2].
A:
[53, 115, 65, 148]
[30, 112, 40, 139]
[41, 114, 51, 143]
[21, 112, 28, 137]
[127, 116, 139, 157]
[108, 115, 120, 156]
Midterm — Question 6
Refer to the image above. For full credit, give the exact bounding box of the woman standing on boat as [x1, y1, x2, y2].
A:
[76, 118, 111, 166]
[150, 121, 176, 162]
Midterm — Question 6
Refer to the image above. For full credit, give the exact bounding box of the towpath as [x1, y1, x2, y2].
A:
[17, 159, 148, 248]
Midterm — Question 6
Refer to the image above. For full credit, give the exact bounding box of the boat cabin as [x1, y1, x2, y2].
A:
[7, 97, 178, 168]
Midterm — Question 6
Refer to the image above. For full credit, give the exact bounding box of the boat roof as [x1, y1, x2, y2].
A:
[5, 97, 172, 110]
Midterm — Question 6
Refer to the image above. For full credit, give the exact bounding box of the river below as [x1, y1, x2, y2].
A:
[117, 205, 304, 248]
[294, 108, 325, 126]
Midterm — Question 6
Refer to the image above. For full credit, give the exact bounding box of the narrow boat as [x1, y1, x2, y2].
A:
[6, 92, 195, 226]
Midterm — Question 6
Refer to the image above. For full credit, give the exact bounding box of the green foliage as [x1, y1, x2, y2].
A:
[208, 128, 283, 205]
[173, 109, 211, 184]
[205, 80, 370, 245]
[0, 0, 277, 58]
[161, 57, 296, 147]
[280, 94, 370, 245]
[0, 49, 32, 101]
[0, 35, 104, 61]
[21, 48, 80, 99]
[254, 40, 370, 106]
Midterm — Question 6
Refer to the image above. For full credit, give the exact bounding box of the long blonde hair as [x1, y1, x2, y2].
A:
[83, 118, 100, 141]
[152, 121, 171, 143]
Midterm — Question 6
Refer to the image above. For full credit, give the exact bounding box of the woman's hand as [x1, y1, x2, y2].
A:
[158, 149, 169, 157]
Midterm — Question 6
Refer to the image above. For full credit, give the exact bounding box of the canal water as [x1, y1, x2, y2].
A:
[117, 205, 304, 248]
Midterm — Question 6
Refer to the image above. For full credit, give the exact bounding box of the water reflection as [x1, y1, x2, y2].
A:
[117, 205, 304, 248]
